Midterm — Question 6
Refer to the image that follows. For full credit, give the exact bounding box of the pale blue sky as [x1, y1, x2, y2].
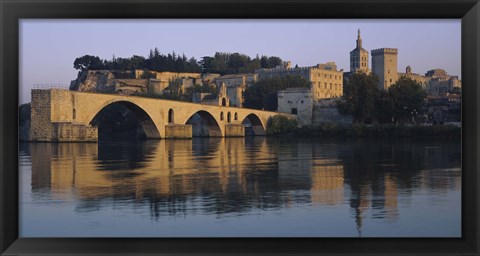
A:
[20, 19, 461, 104]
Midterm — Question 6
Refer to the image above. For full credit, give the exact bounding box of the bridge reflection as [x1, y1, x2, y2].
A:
[22, 137, 461, 233]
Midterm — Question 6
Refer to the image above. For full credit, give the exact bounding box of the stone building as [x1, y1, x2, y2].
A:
[350, 29, 370, 74]
[139, 71, 203, 95]
[214, 73, 257, 107]
[398, 67, 462, 95]
[277, 88, 313, 126]
[193, 83, 231, 107]
[371, 48, 399, 90]
[423, 69, 461, 95]
[398, 66, 429, 87]
[256, 61, 343, 101]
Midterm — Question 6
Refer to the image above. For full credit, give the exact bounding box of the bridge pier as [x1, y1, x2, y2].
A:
[165, 124, 192, 139]
[224, 124, 245, 137]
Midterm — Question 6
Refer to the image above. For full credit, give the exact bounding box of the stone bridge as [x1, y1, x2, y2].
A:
[30, 89, 296, 141]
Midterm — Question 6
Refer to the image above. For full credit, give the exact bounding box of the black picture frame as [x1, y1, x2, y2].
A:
[1, 0, 479, 255]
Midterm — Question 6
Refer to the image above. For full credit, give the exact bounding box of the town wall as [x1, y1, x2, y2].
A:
[312, 102, 353, 125]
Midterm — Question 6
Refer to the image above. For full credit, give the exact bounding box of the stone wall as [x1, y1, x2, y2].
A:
[30, 89, 53, 141]
[30, 90, 98, 142]
[313, 101, 352, 125]
[54, 123, 98, 142]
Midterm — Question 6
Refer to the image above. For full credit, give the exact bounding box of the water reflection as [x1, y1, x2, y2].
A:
[20, 137, 461, 237]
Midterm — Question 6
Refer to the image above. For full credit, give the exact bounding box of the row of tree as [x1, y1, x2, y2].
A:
[73, 49, 283, 75]
[337, 73, 427, 124]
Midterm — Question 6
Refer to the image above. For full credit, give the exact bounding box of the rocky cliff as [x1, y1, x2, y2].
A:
[70, 70, 118, 92]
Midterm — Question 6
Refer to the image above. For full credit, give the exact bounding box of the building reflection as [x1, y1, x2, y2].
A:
[26, 137, 461, 233]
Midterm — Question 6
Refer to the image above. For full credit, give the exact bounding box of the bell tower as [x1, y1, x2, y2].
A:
[350, 29, 369, 73]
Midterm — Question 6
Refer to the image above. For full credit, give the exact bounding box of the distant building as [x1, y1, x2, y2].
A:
[398, 67, 461, 95]
[350, 29, 370, 74]
[193, 83, 230, 107]
[371, 48, 399, 90]
[277, 88, 313, 126]
[214, 73, 257, 107]
[256, 61, 343, 101]
[398, 65, 429, 87]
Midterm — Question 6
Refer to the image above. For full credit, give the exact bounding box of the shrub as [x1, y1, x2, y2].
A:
[266, 115, 298, 135]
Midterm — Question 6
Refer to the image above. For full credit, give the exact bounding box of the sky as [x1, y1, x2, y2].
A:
[19, 19, 461, 104]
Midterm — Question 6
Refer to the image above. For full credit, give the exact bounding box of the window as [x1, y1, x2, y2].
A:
[220, 112, 224, 121]
[291, 108, 298, 115]
[168, 109, 174, 124]
[227, 112, 231, 123]
[234, 112, 238, 120]
[73, 109, 76, 119]
[330, 83, 332, 89]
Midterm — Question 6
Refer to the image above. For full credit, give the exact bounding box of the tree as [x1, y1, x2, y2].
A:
[243, 75, 310, 111]
[73, 55, 105, 71]
[337, 72, 379, 123]
[387, 77, 426, 124]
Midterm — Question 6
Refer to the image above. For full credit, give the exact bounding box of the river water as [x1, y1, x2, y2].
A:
[19, 137, 461, 237]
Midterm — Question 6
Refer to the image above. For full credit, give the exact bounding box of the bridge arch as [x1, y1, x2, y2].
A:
[88, 100, 161, 140]
[242, 113, 266, 136]
[185, 110, 223, 137]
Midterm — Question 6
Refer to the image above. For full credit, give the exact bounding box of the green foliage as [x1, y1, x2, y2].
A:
[338, 74, 427, 125]
[200, 52, 282, 75]
[74, 55, 105, 71]
[243, 75, 311, 111]
[266, 115, 299, 135]
[19, 103, 31, 126]
[337, 72, 379, 123]
[74, 50, 282, 75]
[387, 77, 427, 124]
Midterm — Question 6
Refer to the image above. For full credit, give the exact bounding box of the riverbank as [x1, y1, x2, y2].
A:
[275, 123, 461, 138]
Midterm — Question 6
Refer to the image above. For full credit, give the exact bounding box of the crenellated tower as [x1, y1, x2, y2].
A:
[371, 48, 398, 90]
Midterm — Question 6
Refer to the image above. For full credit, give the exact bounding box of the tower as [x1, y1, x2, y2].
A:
[350, 29, 369, 73]
[371, 48, 398, 90]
